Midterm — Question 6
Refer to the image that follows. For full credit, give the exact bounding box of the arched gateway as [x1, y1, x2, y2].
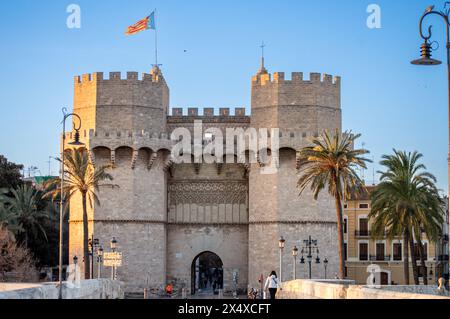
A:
[191, 252, 224, 295]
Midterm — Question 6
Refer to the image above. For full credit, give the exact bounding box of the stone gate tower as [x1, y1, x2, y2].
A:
[68, 62, 342, 293]
[70, 67, 170, 289]
[248, 64, 341, 287]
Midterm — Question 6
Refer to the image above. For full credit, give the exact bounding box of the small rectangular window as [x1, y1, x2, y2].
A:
[343, 218, 348, 234]
[359, 243, 368, 261]
[414, 242, 428, 260]
[393, 243, 402, 261]
[358, 218, 369, 236]
[359, 203, 369, 209]
[376, 243, 385, 261]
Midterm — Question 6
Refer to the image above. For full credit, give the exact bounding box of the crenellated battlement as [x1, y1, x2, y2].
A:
[74, 71, 165, 85]
[169, 107, 248, 117]
[252, 71, 340, 87]
[64, 128, 325, 156]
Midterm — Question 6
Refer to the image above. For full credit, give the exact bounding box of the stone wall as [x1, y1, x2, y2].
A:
[69, 139, 169, 291]
[74, 69, 169, 134]
[166, 224, 248, 294]
[248, 70, 341, 289]
[278, 279, 450, 299]
[0, 280, 124, 299]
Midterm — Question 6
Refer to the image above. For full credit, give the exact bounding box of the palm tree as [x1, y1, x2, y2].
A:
[0, 185, 48, 247]
[297, 130, 371, 279]
[0, 188, 21, 235]
[369, 150, 444, 285]
[45, 148, 115, 279]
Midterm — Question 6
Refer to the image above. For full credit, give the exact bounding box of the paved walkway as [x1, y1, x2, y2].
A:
[125, 292, 247, 300]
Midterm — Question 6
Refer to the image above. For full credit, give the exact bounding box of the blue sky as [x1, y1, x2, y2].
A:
[0, 0, 448, 192]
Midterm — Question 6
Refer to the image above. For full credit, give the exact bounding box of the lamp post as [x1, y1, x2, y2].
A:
[88, 236, 99, 279]
[97, 246, 104, 279]
[278, 237, 286, 282]
[324, 258, 329, 279]
[73, 255, 78, 290]
[292, 246, 299, 280]
[411, 3, 450, 227]
[58, 108, 84, 300]
[300, 236, 320, 279]
[111, 237, 117, 280]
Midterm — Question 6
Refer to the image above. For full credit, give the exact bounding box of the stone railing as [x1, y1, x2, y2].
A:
[0, 279, 124, 299]
[277, 279, 450, 299]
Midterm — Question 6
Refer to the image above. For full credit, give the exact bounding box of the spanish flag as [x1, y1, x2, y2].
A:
[125, 11, 155, 36]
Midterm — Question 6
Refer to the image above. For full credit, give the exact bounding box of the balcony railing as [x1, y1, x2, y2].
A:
[355, 230, 370, 237]
[369, 255, 391, 262]
[359, 255, 369, 261]
[438, 254, 450, 262]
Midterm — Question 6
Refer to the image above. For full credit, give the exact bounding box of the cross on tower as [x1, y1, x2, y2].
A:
[260, 41, 266, 59]
[259, 41, 267, 73]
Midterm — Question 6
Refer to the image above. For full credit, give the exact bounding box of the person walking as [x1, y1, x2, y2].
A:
[264, 271, 282, 300]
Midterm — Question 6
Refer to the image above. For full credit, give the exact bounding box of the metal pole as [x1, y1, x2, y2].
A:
[325, 265, 327, 279]
[111, 246, 116, 280]
[309, 237, 312, 279]
[90, 235, 93, 279]
[58, 120, 65, 300]
[154, 9, 158, 67]
[97, 256, 101, 279]
[308, 259, 312, 280]
[444, 23, 450, 235]
[279, 248, 282, 283]
[293, 255, 297, 280]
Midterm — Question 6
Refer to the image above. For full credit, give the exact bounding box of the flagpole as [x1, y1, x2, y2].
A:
[154, 8, 158, 67]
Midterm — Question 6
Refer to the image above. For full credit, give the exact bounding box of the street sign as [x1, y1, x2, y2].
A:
[103, 252, 123, 267]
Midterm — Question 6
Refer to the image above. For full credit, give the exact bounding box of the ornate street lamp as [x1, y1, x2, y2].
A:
[300, 236, 320, 279]
[88, 236, 100, 279]
[97, 246, 104, 279]
[111, 237, 117, 251]
[278, 237, 286, 282]
[411, 3, 450, 226]
[58, 108, 84, 300]
[111, 237, 118, 280]
[324, 258, 329, 279]
[72, 255, 78, 291]
[292, 246, 299, 280]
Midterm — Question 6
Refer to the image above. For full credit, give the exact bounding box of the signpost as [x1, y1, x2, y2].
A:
[103, 252, 122, 279]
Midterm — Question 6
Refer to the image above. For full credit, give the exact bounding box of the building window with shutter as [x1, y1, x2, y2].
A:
[393, 243, 402, 261]
[359, 242, 368, 261]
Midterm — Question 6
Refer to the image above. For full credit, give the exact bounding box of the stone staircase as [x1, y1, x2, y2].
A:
[124, 292, 144, 299]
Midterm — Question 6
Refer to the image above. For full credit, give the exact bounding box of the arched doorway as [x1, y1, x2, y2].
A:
[380, 271, 389, 285]
[191, 252, 223, 295]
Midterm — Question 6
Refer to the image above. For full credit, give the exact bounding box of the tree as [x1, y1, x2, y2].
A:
[297, 130, 371, 279]
[0, 188, 21, 236]
[369, 150, 444, 285]
[0, 226, 38, 282]
[44, 148, 115, 279]
[0, 185, 49, 248]
[0, 155, 23, 190]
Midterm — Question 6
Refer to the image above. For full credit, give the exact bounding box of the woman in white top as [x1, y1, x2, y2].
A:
[264, 271, 282, 299]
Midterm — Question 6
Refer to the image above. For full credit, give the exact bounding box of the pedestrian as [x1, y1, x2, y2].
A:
[264, 270, 282, 300]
